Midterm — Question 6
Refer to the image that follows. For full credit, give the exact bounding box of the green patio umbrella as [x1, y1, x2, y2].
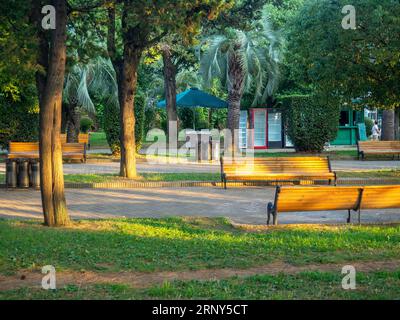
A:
[157, 87, 227, 129]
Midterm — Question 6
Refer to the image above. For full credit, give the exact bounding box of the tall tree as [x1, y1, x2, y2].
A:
[286, 0, 400, 139]
[160, 0, 268, 138]
[106, 0, 233, 178]
[31, 0, 69, 226]
[201, 23, 281, 148]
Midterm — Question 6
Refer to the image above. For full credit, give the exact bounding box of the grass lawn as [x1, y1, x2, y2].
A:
[254, 150, 359, 160]
[0, 217, 399, 299]
[63, 172, 220, 183]
[2, 270, 400, 300]
[2, 170, 400, 185]
[89, 131, 108, 149]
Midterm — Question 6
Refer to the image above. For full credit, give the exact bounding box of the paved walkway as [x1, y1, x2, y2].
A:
[1, 187, 399, 225]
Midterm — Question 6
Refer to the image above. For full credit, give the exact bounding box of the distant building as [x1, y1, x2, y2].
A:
[238, 106, 365, 149]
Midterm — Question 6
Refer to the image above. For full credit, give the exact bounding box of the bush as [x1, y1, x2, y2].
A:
[103, 101, 120, 156]
[80, 117, 93, 133]
[134, 93, 145, 153]
[0, 83, 39, 149]
[281, 94, 340, 153]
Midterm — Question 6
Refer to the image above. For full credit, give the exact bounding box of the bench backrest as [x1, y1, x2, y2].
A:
[276, 186, 362, 212]
[358, 141, 400, 151]
[361, 185, 400, 209]
[60, 133, 89, 144]
[9, 142, 39, 153]
[62, 143, 85, 153]
[222, 157, 332, 175]
[275, 185, 400, 212]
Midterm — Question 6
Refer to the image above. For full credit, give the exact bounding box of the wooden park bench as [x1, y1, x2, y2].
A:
[8, 142, 39, 159]
[60, 133, 90, 149]
[357, 141, 400, 160]
[8, 142, 86, 162]
[220, 157, 336, 189]
[62, 143, 87, 163]
[267, 185, 400, 225]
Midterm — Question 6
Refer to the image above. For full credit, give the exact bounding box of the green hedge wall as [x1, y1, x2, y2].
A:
[281, 95, 339, 153]
[0, 85, 39, 150]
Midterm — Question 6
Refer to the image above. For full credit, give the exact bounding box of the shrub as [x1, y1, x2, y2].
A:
[0, 83, 39, 149]
[80, 117, 93, 133]
[281, 94, 340, 153]
[103, 101, 120, 156]
[134, 93, 146, 153]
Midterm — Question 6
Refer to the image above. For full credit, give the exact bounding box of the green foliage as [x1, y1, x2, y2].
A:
[286, 0, 400, 109]
[80, 117, 93, 133]
[282, 95, 340, 152]
[0, 83, 38, 149]
[103, 101, 120, 156]
[201, 22, 282, 107]
[134, 94, 145, 152]
[178, 107, 210, 130]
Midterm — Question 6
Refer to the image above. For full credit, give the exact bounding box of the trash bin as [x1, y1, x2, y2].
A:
[186, 131, 212, 161]
[17, 159, 29, 188]
[29, 160, 40, 189]
[6, 159, 17, 188]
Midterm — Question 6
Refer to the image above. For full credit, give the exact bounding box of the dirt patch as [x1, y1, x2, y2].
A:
[1, 259, 399, 292]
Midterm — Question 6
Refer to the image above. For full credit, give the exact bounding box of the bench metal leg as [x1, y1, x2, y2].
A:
[347, 209, 351, 223]
[358, 209, 361, 225]
[223, 178, 227, 190]
[267, 203, 273, 225]
[273, 212, 278, 225]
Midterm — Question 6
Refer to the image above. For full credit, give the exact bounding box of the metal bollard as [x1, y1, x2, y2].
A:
[6, 159, 17, 188]
[17, 159, 29, 188]
[29, 160, 40, 189]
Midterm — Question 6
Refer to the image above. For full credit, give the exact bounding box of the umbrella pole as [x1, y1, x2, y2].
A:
[193, 109, 196, 130]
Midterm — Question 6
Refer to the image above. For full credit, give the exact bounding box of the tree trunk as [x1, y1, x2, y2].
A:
[227, 51, 245, 152]
[381, 109, 395, 141]
[66, 102, 80, 143]
[119, 46, 140, 178]
[36, 0, 69, 226]
[161, 44, 178, 134]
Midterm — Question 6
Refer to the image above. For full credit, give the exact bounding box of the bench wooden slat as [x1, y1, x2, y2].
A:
[8, 142, 86, 162]
[221, 157, 336, 188]
[357, 141, 400, 159]
[267, 185, 400, 225]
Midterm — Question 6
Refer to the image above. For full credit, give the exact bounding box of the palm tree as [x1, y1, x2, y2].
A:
[63, 58, 119, 142]
[200, 21, 281, 149]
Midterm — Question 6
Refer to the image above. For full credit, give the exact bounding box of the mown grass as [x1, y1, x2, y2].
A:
[1, 270, 400, 300]
[89, 131, 108, 149]
[255, 150, 358, 160]
[338, 170, 400, 178]
[146, 270, 400, 300]
[61, 170, 400, 183]
[0, 218, 399, 276]
[2, 170, 400, 185]
[63, 172, 220, 183]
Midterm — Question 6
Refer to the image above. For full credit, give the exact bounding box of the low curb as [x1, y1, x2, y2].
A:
[2, 178, 400, 190]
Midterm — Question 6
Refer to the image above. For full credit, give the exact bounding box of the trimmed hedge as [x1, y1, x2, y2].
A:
[0, 84, 38, 150]
[134, 93, 145, 153]
[103, 99, 120, 156]
[281, 95, 339, 153]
